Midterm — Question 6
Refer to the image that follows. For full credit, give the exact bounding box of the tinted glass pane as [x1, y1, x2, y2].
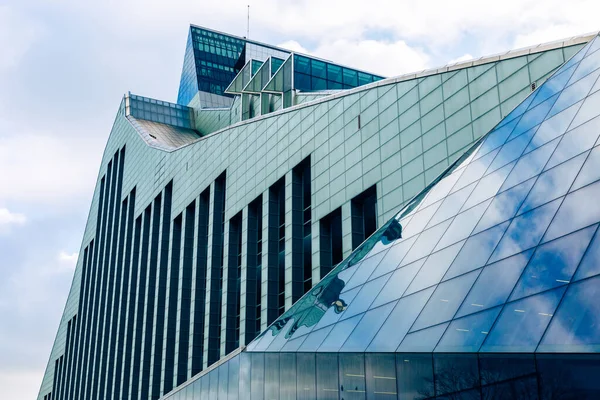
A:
[544, 180, 600, 242]
[296, 353, 316, 400]
[435, 201, 491, 251]
[452, 149, 499, 193]
[401, 220, 452, 265]
[568, 45, 600, 84]
[280, 353, 297, 400]
[339, 354, 366, 400]
[435, 306, 501, 352]
[570, 87, 600, 130]
[510, 225, 595, 300]
[265, 353, 279, 400]
[396, 354, 434, 399]
[479, 353, 536, 385]
[481, 286, 566, 352]
[239, 353, 251, 398]
[547, 71, 598, 118]
[365, 354, 397, 400]
[342, 275, 389, 319]
[369, 236, 417, 280]
[433, 354, 479, 395]
[462, 163, 513, 210]
[412, 270, 480, 331]
[427, 183, 476, 227]
[344, 251, 386, 291]
[539, 275, 600, 352]
[456, 250, 532, 317]
[251, 353, 264, 400]
[218, 363, 229, 399]
[508, 93, 558, 140]
[528, 101, 581, 152]
[487, 128, 536, 173]
[316, 354, 338, 400]
[489, 198, 561, 263]
[474, 118, 519, 161]
[367, 288, 434, 351]
[228, 355, 240, 400]
[298, 325, 333, 352]
[537, 354, 600, 399]
[482, 377, 538, 400]
[519, 152, 588, 213]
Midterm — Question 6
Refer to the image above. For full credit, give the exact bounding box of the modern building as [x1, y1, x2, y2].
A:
[38, 25, 600, 400]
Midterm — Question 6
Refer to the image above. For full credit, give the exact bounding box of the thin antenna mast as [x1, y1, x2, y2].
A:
[247, 5, 250, 39]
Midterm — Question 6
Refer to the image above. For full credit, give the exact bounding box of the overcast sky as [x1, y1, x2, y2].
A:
[1, 0, 598, 398]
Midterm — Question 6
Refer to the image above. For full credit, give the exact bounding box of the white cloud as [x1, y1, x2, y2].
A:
[57, 251, 78, 269]
[0, 208, 26, 234]
[448, 54, 474, 65]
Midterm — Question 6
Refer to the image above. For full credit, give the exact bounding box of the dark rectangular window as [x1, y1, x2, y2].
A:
[155, 183, 174, 398]
[267, 178, 285, 324]
[226, 211, 242, 353]
[246, 196, 263, 343]
[112, 187, 136, 400]
[164, 211, 182, 393]
[319, 207, 343, 278]
[192, 188, 210, 375]
[208, 171, 226, 365]
[351, 185, 378, 250]
[292, 157, 312, 301]
[177, 201, 196, 385]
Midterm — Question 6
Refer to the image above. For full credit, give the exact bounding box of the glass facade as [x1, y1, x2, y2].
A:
[38, 23, 599, 400]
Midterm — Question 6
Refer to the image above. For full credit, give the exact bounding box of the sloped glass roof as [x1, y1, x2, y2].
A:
[247, 34, 600, 355]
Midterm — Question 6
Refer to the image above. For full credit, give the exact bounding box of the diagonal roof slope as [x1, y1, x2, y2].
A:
[247, 34, 600, 355]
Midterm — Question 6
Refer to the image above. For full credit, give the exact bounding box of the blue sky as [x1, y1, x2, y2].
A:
[0, 0, 598, 398]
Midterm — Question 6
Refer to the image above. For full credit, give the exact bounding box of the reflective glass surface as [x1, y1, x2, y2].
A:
[244, 35, 600, 357]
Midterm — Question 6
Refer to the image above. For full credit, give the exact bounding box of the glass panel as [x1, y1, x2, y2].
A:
[405, 241, 464, 295]
[489, 198, 561, 263]
[548, 70, 600, 118]
[318, 314, 362, 352]
[265, 353, 279, 400]
[367, 287, 435, 351]
[371, 261, 422, 308]
[411, 270, 480, 331]
[570, 89, 600, 130]
[435, 306, 502, 352]
[482, 377, 538, 400]
[316, 354, 338, 400]
[365, 354, 397, 400]
[487, 127, 536, 173]
[571, 145, 600, 192]
[218, 363, 229, 400]
[251, 353, 264, 400]
[280, 353, 297, 400]
[537, 354, 600, 399]
[499, 138, 560, 192]
[228, 355, 240, 400]
[526, 100, 582, 152]
[434, 200, 491, 251]
[209, 368, 219, 400]
[462, 162, 514, 210]
[530, 63, 577, 109]
[397, 323, 449, 352]
[369, 236, 417, 280]
[507, 93, 558, 140]
[474, 179, 535, 234]
[427, 183, 476, 227]
[478, 353, 536, 385]
[296, 353, 316, 400]
[451, 149, 499, 193]
[239, 353, 251, 399]
[433, 354, 480, 395]
[519, 152, 588, 213]
[339, 354, 366, 400]
[402, 201, 443, 238]
[473, 118, 519, 160]
[567, 44, 600, 84]
[401, 219, 452, 265]
[481, 286, 566, 352]
[510, 225, 596, 300]
[444, 222, 509, 280]
[396, 354, 434, 400]
[298, 325, 334, 352]
[342, 275, 390, 319]
[539, 275, 600, 352]
[544, 180, 600, 242]
[456, 250, 532, 318]
[574, 226, 600, 281]
[546, 115, 600, 169]
[343, 251, 387, 291]
[340, 302, 396, 352]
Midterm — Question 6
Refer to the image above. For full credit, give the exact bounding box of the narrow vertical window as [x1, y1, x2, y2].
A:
[246, 196, 262, 343]
[177, 201, 195, 385]
[351, 185, 377, 250]
[319, 208, 343, 278]
[292, 157, 312, 302]
[226, 211, 242, 353]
